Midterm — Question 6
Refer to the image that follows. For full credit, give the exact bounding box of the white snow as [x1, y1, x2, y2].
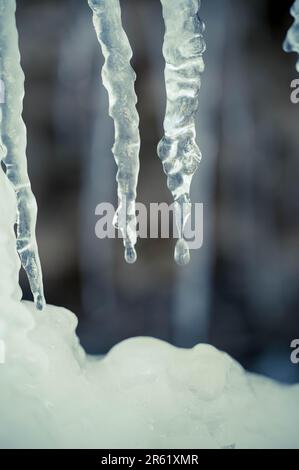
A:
[0, 148, 298, 448]
[0, 0, 298, 451]
[0, 300, 298, 449]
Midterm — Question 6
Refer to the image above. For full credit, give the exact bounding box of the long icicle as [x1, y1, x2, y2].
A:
[87, 0, 140, 264]
[158, 0, 206, 266]
[284, 0, 299, 71]
[0, 1, 45, 310]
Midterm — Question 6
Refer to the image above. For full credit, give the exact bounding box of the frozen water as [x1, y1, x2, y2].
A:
[0, 0, 45, 309]
[0, 0, 298, 450]
[0, 165, 21, 302]
[284, 0, 299, 71]
[0, 169, 297, 449]
[0, 300, 298, 449]
[88, 0, 140, 264]
[88, 0, 205, 265]
[158, 0, 206, 265]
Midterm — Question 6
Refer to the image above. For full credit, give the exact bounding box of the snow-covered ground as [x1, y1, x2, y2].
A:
[0, 300, 298, 449]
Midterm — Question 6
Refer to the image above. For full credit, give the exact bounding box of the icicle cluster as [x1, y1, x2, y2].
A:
[0, 0, 45, 309]
[88, 0, 140, 264]
[158, 0, 206, 266]
[284, 0, 299, 71]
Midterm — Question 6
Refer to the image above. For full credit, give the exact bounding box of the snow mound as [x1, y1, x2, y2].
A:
[0, 301, 298, 449]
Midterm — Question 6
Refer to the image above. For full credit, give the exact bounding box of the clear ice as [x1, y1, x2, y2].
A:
[87, 0, 140, 264]
[284, 0, 299, 71]
[0, 0, 45, 310]
[158, 0, 206, 266]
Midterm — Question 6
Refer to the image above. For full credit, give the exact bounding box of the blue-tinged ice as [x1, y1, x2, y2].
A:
[284, 0, 299, 71]
[0, 0, 45, 310]
[88, 0, 140, 264]
[158, 0, 206, 266]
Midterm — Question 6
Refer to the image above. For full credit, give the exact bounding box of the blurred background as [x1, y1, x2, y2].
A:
[16, 0, 299, 383]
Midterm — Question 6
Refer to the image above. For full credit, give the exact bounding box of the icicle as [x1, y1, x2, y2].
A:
[158, 0, 206, 266]
[0, 1, 45, 310]
[0, 168, 22, 302]
[87, 0, 140, 264]
[284, 0, 299, 71]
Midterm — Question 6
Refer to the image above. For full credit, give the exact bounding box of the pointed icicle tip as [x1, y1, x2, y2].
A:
[125, 245, 137, 264]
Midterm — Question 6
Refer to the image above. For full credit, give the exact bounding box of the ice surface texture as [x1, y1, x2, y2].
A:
[0, 1, 45, 309]
[158, 0, 206, 266]
[88, 0, 140, 264]
[0, 167, 22, 302]
[284, 0, 299, 71]
[0, 166, 298, 448]
[0, 300, 298, 449]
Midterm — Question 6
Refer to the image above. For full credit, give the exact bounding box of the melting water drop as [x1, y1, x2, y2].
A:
[125, 245, 137, 265]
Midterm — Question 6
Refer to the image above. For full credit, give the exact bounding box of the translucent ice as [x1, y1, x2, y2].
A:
[88, 0, 140, 264]
[0, 1, 45, 309]
[0, 165, 21, 302]
[158, 0, 206, 265]
[284, 0, 299, 71]
[0, 300, 298, 449]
